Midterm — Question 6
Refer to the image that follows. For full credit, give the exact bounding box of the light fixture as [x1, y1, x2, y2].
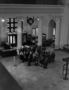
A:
[37, 18, 39, 21]
[1, 18, 5, 22]
[21, 19, 24, 21]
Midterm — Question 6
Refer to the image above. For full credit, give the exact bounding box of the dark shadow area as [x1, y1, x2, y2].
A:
[0, 0, 63, 5]
[0, 62, 23, 90]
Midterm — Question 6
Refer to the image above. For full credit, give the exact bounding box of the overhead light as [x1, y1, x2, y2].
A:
[1, 19, 5, 22]
[37, 18, 39, 21]
[21, 19, 24, 21]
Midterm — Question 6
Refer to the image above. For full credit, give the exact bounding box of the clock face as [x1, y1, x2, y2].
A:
[29, 19, 32, 24]
[27, 17, 34, 25]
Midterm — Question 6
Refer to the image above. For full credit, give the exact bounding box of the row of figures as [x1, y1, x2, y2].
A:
[19, 45, 55, 69]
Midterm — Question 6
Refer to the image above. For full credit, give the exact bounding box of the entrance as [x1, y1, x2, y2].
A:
[48, 19, 56, 46]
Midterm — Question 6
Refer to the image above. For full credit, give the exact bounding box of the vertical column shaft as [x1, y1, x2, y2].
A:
[55, 18, 61, 49]
[38, 17, 43, 46]
[60, 5, 69, 48]
[17, 18, 22, 49]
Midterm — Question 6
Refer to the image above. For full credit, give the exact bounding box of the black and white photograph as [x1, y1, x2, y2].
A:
[0, 0, 69, 90]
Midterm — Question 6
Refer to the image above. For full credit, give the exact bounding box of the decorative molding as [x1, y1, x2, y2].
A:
[0, 4, 64, 15]
[0, 4, 64, 8]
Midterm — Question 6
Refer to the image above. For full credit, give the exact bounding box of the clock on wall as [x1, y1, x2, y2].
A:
[27, 17, 34, 25]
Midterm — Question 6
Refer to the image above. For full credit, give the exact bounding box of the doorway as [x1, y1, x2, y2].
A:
[48, 19, 56, 45]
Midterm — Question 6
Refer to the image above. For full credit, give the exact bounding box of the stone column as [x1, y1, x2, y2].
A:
[60, 5, 69, 48]
[4, 17, 7, 42]
[17, 17, 22, 49]
[42, 17, 48, 40]
[0, 17, 6, 42]
[0, 17, 1, 44]
[38, 17, 43, 46]
[55, 17, 61, 49]
[67, 28, 69, 45]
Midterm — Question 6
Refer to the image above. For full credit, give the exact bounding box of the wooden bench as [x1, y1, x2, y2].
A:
[1, 49, 17, 57]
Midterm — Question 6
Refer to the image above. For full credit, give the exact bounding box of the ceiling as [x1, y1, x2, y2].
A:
[0, 0, 63, 5]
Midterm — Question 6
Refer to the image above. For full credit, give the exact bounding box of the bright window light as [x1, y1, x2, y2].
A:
[11, 19, 13, 22]
[11, 24, 13, 27]
[53, 28, 55, 35]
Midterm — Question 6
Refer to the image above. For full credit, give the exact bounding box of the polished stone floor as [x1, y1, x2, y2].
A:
[0, 49, 69, 90]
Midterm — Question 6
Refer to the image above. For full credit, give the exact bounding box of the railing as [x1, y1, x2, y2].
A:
[62, 57, 69, 80]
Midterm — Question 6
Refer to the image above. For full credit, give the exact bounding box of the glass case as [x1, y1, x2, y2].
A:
[22, 33, 27, 45]
[7, 34, 17, 47]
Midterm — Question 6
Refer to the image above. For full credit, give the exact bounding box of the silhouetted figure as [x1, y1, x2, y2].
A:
[51, 51, 55, 63]
[27, 49, 33, 66]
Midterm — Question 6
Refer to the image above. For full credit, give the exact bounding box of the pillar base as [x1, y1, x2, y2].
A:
[54, 45, 59, 50]
[14, 64, 17, 66]
[63, 77, 68, 80]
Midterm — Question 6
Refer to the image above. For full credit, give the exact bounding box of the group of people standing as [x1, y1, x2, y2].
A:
[19, 45, 55, 69]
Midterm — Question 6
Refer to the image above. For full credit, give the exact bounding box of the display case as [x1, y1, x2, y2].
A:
[22, 32, 27, 45]
[7, 33, 17, 47]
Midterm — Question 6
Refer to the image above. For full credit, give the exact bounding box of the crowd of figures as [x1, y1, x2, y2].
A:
[19, 45, 55, 69]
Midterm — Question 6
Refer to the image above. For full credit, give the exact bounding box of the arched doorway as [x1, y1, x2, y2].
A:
[48, 19, 56, 45]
